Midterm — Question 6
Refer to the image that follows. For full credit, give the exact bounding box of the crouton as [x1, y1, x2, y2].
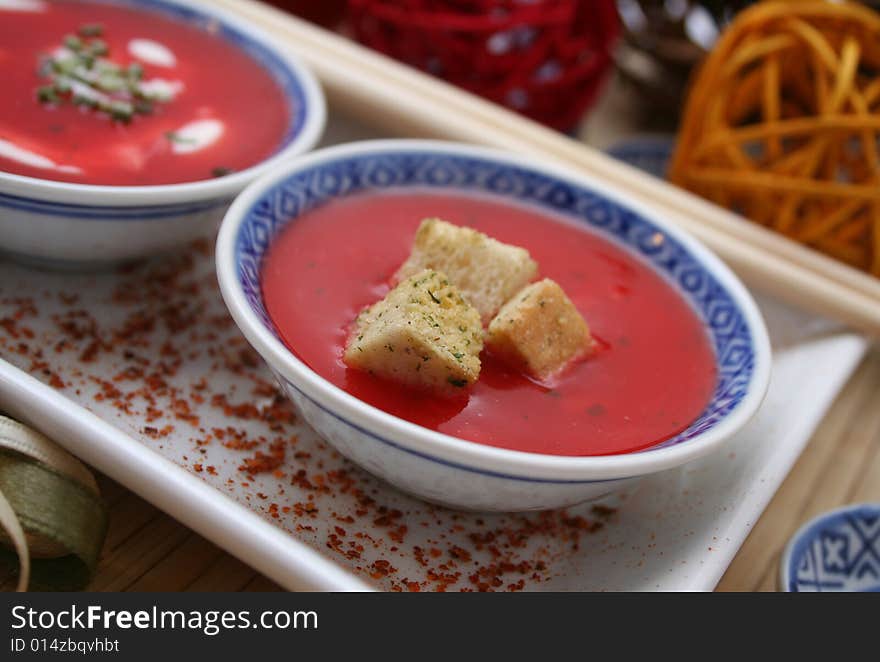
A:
[394, 218, 538, 324]
[486, 278, 591, 380]
[344, 269, 484, 396]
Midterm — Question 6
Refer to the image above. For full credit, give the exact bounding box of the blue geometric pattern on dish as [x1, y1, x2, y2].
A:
[125, 0, 308, 152]
[233, 148, 756, 455]
[782, 504, 880, 592]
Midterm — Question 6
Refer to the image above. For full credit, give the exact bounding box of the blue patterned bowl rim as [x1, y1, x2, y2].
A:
[0, 0, 325, 207]
[216, 140, 772, 481]
[780, 503, 880, 592]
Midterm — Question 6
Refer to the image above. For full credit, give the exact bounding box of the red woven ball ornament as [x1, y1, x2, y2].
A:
[347, 0, 619, 131]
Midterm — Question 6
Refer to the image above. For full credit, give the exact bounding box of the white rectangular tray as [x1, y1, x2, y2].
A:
[0, 113, 868, 591]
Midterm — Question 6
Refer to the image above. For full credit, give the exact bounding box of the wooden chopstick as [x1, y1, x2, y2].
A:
[214, 0, 880, 336]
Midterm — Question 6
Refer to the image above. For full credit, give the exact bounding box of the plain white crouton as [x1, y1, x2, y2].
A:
[344, 269, 484, 396]
[394, 218, 538, 324]
[486, 278, 591, 380]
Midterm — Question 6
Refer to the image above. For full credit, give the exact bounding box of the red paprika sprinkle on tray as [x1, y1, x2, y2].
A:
[0, 240, 617, 592]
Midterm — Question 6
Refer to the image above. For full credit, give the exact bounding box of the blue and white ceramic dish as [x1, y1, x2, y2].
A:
[607, 135, 674, 179]
[781, 503, 880, 592]
[0, 0, 325, 268]
[216, 140, 772, 511]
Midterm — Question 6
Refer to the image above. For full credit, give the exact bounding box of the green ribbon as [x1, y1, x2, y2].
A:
[0, 421, 108, 591]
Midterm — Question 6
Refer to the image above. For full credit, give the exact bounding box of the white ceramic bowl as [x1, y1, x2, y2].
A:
[216, 139, 772, 512]
[0, 0, 325, 268]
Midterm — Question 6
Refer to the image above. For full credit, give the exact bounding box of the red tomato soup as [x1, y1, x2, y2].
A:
[0, 0, 291, 185]
[262, 192, 717, 456]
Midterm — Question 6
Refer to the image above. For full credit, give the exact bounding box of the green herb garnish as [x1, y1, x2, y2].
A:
[72, 94, 97, 109]
[107, 100, 135, 122]
[88, 39, 109, 57]
[35, 24, 175, 123]
[127, 62, 144, 82]
[133, 99, 154, 115]
[36, 85, 59, 104]
[63, 35, 83, 51]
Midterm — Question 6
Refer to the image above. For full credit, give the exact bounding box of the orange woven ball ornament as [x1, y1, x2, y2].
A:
[668, 0, 880, 276]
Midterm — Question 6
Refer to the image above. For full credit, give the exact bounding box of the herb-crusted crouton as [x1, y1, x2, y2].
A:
[486, 278, 591, 380]
[394, 218, 538, 324]
[344, 269, 484, 396]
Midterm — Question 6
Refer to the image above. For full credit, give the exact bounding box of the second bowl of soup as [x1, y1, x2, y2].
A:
[216, 140, 771, 511]
[0, 0, 325, 266]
